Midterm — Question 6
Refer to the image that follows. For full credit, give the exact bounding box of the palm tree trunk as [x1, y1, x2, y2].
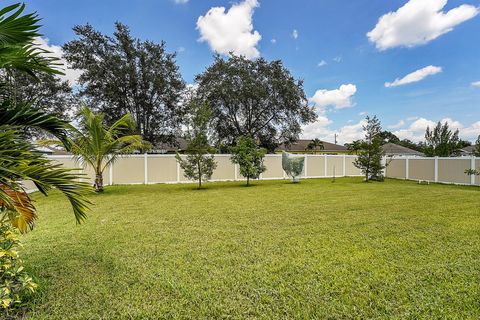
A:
[94, 172, 104, 192]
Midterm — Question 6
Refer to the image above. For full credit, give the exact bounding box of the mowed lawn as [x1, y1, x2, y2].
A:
[22, 178, 479, 319]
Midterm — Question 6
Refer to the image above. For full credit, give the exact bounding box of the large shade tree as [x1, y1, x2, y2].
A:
[1, 70, 74, 120]
[63, 23, 185, 145]
[195, 55, 316, 152]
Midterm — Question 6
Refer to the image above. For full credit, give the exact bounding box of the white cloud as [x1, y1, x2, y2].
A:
[385, 65, 442, 88]
[333, 56, 342, 63]
[472, 81, 480, 87]
[310, 84, 357, 111]
[302, 119, 366, 144]
[174, 0, 188, 4]
[388, 120, 405, 129]
[270, 38, 276, 44]
[394, 117, 480, 142]
[34, 37, 82, 86]
[367, 0, 479, 51]
[197, 0, 261, 59]
[317, 60, 327, 67]
[292, 29, 298, 39]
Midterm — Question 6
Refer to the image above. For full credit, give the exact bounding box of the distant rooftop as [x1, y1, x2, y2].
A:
[382, 142, 424, 156]
[278, 139, 348, 153]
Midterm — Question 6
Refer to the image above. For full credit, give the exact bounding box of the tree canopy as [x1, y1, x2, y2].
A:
[63, 22, 185, 145]
[195, 55, 316, 152]
[354, 116, 385, 182]
[424, 121, 461, 157]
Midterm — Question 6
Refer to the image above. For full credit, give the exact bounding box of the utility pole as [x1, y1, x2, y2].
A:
[334, 133, 338, 145]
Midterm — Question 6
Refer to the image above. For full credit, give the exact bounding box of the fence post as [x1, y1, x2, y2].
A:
[304, 154, 308, 178]
[343, 154, 346, 177]
[109, 161, 113, 186]
[471, 156, 476, 185]
[434, 157, 439, 183]
[176, 159, 180, 182]
[144, 153, 148, 184]
[405, 157, 409, 180]
[382, 156, 387, 177]
[324, 154, 328, 177]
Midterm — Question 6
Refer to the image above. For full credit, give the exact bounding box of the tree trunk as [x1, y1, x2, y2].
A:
[198, 159, 202, 189]
[94, 172, 104, 192]
[246, 175, 250, 186]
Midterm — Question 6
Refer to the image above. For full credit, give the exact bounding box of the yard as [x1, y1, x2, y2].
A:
[23, 178, 479, 319]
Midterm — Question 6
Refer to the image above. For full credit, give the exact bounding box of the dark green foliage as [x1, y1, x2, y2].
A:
[195, 55, 316, 152]
[379, 131, 400, 144]
[1, 70, 75, 120]
[230, 136, 266, 186]
[63, 23, 185, 145]
[423, 121, 461, 157]
[176, 102, 217, 188]
[354, 116, 385, 182]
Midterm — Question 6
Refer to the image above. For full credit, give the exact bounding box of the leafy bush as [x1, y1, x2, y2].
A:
[282, 152, 305, 183]
[0, 222, 37, 311]
[230, 136, 266, 186]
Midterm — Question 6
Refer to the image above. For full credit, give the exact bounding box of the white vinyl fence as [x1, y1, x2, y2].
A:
[385, 156, 479, 186]
[22, 154, 362, 192]
[22, 154, 479, 192]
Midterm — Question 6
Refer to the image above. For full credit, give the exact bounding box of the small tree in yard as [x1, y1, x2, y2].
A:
[63, 106, 150, 192]
[230, 136, 266, 186]
[176, 103, 217, 189]
[354, 116, 386, 182]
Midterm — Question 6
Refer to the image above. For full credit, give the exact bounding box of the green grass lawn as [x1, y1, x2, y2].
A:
[20, 178, 480, 319]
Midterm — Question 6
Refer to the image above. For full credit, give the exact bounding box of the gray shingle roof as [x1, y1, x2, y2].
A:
[382, 142, 424, 156]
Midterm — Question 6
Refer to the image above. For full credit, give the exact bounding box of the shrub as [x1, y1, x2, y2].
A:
[282, 152, 305, 183]
[230, 136, 267, 186]
[0, 222, 37, 312]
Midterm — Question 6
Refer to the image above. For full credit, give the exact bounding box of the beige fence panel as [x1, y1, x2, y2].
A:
[409, 159, 435, 181]
[262, 155, 283, 179]
[147, 156, 178, 183]
[211, 156, 236, 181]
[345, 156, 361, 176]
[438, 159, 471, 185]
[112, 156, 145, 184]
[305, 156, 325, 177]
[326, 156, 344, 177]
[386, 159, 406, 179]
[476, 159, 480, 186]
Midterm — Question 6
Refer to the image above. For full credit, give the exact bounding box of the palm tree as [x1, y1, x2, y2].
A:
[306, 138, 324, 154]
[0, 3, 90, 232]
[68, 106, 150, 192]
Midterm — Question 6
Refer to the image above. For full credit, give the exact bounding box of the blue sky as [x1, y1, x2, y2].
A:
[23, 0, 480, 143]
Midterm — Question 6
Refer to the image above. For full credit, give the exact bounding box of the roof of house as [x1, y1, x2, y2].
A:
[460, 145, 475, 154]
[154, 138, 188, 153]
[277, 139, 348, 153]
[382, 142, 424, 156]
